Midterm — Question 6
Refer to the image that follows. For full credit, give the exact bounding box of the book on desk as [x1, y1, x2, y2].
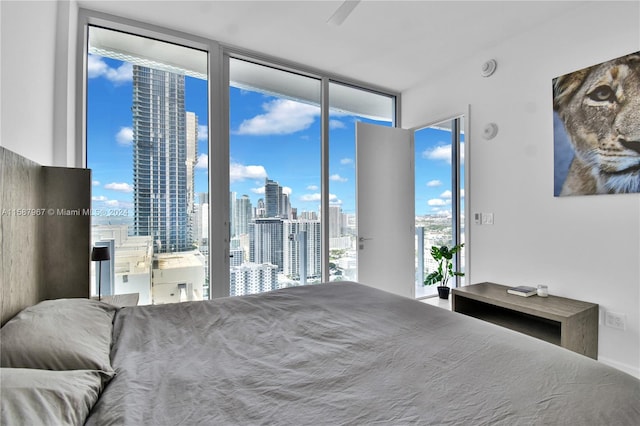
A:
[506, 286, 537, 297]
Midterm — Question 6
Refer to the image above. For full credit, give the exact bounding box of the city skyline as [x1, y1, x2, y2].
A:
[88, 54, 461, 218]
[86, 31, 462, 302]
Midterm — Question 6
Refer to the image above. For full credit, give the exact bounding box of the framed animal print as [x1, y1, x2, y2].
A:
[553, 51, 640, 196]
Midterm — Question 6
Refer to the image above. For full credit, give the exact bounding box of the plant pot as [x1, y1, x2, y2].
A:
[437, 286, 450, 299]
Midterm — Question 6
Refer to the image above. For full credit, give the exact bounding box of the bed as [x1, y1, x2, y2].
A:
[1, 281, 639, 425]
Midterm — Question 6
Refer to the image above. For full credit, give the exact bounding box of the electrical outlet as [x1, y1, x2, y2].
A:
[605, 311, 627, 330]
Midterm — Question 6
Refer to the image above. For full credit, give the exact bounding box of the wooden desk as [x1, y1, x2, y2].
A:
[452, 282, 598, 359]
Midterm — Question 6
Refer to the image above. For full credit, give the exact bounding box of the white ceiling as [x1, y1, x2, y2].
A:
[77, 0, 583, 93]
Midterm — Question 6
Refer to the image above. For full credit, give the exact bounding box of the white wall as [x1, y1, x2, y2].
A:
[403, 1, 640, 377]
[0, 1, 76, 167]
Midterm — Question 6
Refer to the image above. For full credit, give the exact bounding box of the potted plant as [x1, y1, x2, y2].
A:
[424, 243, 464, 299]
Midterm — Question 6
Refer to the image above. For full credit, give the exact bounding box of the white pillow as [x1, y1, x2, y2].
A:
[0, 298, 117, 374]
[0, 368, 105, 426]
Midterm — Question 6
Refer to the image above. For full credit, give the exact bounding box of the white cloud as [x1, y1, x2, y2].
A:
[427, 198, 451, 207]
[230, 163, 267, 183]
[195, 154, 208, 169]
[282, 186, 292, 196]
[103, 199, 133, 209]
[340, 158, 353, 166]
[116, 127, 133, 146]
[92, 180, 101, 186]
[422, 142, 465, 165]
[330, 174, 348, 183]
[423, 144, 452, 164]
[87, 55, 132, 85]
[300, 193, 339, 203]
[235, 99, 320, 135]
[92, 196, 132, 209]
[426, 179, 442, 187]
[440, 190, 452, 199]
[105, 182, 133, 193]
[329, 119, 345, 129]
[307, 185, 319, 191]
[300, 193, 321, 202]
[198, 125, 208, 141]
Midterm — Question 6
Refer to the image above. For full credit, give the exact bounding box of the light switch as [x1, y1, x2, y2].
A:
[482, 213, 494, 225]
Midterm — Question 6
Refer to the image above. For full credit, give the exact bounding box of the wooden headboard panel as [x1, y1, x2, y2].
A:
[1, 147, 91, 325]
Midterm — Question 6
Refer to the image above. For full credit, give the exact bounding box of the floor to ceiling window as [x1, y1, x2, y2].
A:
[228, 58, 322, 296]
[86, 26, 209, 305]
[82, 14, 398, 301]
[414, 117, 465, 298]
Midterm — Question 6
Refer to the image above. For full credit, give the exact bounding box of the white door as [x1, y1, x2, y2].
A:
[356, 122, 414, 298]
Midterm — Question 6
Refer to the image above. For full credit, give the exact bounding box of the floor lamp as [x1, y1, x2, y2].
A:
[91, 246, 110, 301]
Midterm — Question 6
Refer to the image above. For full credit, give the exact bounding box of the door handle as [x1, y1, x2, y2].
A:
[358, 237, 372, 250]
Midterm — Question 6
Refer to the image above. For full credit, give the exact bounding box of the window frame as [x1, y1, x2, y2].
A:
[77, 8, 400, 297]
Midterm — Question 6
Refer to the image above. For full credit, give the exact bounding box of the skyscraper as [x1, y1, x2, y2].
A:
[235, 194, 252, 236]
[132, 66, 195, 253]
[329, 205, 342, 238]
[186, 112, 198, 246]
[283, 219, 321, 281]
[264, 178, 282, 218]
[249, 218, 284, 271]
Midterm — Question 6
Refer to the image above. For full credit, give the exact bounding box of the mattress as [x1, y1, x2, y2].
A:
[85, 281, 640, 425]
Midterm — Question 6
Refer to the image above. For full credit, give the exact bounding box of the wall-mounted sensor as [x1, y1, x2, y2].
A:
[482, 123, 499, 140]
[481, 59, 497, 77]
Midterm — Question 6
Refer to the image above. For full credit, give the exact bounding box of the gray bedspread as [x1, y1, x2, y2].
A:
[86, 281, 640, 425]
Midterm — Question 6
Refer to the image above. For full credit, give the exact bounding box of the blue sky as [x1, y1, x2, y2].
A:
[87, 55, 461, 217]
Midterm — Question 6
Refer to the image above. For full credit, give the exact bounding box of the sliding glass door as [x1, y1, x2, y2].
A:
[415, 117, 465, 298]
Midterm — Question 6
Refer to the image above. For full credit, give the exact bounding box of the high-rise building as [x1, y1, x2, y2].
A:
[249, 218, 284, 271]
[132, 66, 196, 253]
[232, 194, 252, 237]
[186, 111, 198, 245]
[281, 192, 291, 219]
[230, 263, 278, 296]
[264, 178, 282, 218]
[298, 211, 318, 220]
[329, 205, 342, 238]
[283, 219, 321, 281]
[255, 198, 266, 218]
[194, 192, 209, 250]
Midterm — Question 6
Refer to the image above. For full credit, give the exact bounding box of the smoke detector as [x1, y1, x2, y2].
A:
[482, 123, 499, 140]
[481, 59, 497, 77]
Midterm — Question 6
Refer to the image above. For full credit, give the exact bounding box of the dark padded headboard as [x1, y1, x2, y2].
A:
[1, 147, 91, 325]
